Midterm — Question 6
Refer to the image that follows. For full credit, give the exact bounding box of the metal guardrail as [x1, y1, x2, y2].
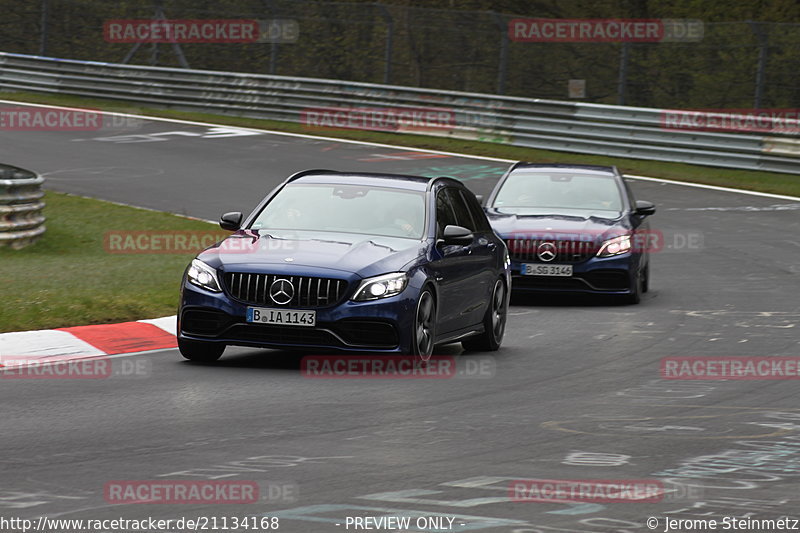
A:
[1, 51, 799, 174]
[0, 163, 46, 249]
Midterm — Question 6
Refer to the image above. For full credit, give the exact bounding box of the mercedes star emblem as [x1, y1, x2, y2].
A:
[537, 241, 557, 262]
[269, 279, 295, 305]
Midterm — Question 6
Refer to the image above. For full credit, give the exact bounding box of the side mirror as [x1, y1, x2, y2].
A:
[475, 194, 484, 205]
[635, 200, 656, 217]
[441, 224, 473, 245]
[219, 211, 243, 231]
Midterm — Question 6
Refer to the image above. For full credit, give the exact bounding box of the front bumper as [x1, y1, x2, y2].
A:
[178, 281, 417, 353]
[510, 254, 638, 295]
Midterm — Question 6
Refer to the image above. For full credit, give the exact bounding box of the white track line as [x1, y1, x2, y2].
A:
[625, 174, 800, 202]
[2, 98, 798, 203]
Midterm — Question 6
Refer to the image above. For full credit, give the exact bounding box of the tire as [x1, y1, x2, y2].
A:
[642, 263, 650, 293]
[462, 278, 507, 352]
[178, 338, 225, 362]
[624, 268, 643, 305]
[412, 289, 436, 360]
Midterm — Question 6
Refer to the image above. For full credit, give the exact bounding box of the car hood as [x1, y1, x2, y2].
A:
[198, 229, 425, 279]
[485, 207, 630, 241]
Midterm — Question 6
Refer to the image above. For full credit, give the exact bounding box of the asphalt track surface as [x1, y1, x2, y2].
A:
[1, 111, 800, 533]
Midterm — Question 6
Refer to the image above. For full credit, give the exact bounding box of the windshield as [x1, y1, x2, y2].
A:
[492, 171, 624, 211]
[251, 183, 426, 239]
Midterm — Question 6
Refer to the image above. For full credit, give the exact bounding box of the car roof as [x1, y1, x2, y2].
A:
[509, 163, 618, 176]
[287, 170, 461, 191]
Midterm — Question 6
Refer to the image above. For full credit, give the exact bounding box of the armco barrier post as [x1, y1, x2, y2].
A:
[0, 164, 46, 249]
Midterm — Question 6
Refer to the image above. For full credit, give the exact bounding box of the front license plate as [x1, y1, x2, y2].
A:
[521, 263, 573, 277]
[246, 307, 316, 327]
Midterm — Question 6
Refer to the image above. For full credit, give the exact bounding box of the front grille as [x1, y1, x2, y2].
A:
[224, 272, 348, 307]
[506, 238, 597, 263]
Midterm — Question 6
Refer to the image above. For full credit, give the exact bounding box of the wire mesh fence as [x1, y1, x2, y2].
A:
[1, 0, 799, 109]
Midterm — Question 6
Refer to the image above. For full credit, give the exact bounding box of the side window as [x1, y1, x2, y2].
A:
[460, 189, 491, 232]
[436, 189, 458, 236]
[446, 188, 476, 231]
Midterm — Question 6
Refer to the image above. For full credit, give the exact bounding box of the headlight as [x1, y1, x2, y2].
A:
[351, 273, 408, 302]
[186, 259, 222, 292]
[597, 235, 632, 257]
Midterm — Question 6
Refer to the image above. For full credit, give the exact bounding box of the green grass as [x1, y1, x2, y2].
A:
[0, 192, 219, 333]
[2, 91, 799, 198]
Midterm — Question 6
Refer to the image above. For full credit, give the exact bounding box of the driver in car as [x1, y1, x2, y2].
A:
[387, 203, 420, 237]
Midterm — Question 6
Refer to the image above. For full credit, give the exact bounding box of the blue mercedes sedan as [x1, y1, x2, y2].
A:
[485, 163, 656, 304]
[177, 170, 510, 361]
